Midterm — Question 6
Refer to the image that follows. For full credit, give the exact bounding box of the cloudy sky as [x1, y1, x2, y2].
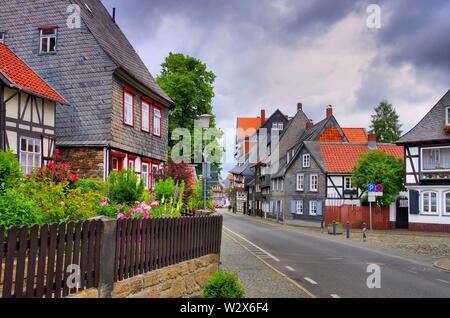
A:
[102, 0, 450, 178]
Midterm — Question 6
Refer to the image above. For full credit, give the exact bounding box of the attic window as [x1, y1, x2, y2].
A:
[39, 27, 57, 54]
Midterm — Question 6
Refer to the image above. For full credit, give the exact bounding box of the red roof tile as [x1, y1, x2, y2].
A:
[320, 144, 404, 173]
[320, 128, 344, 142]
[0, 43, 67, 104]
[237, 117, 264, 138]
[342, 128, 368, 143]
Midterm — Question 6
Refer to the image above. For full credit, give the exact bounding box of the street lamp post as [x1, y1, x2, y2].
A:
[199, 114, 212, 211]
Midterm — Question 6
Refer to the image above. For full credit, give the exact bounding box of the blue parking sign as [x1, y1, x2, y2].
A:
[368, 184, 376, 192]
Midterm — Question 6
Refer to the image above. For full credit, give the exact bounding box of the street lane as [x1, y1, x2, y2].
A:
[222, 212, 450, 298]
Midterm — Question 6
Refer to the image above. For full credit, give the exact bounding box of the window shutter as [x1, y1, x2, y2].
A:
[317, 201, 323, 216]
[409, 190, 420, 214]
[291, 200, 296, 214]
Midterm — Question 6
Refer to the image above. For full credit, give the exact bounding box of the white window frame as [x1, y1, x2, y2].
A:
[123, 90, 134, 126]
[444, 192, 450, 216]
[39, 28, 57, 54]
[421, 191, 438, 215]
[420, 146, 450, 172]
[151, 164, 159, 190]
[309, 201, 318, 216]
[280, 179, 284, 191]
[310, 174, 319, 192]
[278, 122, 284, 130]
[142, 162, 150, 190]
[153, 107, 162, 136]
[0, 32, 4, 43]
[272, 122, 278, 130]
[296, 173, 304, 191]
[344, 176, 353, 190]
[446, 107, 450, 126]
[19, 137, 42, 174]
[303, 154, 311, 168]
[287, 152, 290, 164]
[296, 200, 303, 215]
[141, 101, 150, 132]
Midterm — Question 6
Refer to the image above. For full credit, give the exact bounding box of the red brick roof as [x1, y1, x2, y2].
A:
[0, 43, 67, 104]
[320, 144, 404, 173]
[342, 128, 368, 143]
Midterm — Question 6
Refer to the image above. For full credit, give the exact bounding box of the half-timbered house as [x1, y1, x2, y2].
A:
[0, 43, 67, 173]
[0, 0, 174, 189]
[397, 89, 450, 232]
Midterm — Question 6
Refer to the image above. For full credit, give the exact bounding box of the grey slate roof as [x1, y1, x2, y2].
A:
[72, 0, 173, 104]
[397, 89, 450, 144]
[303, 141, 327, 171]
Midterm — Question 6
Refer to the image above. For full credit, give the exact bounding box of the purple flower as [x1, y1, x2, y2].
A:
[174, 186, 179, 198]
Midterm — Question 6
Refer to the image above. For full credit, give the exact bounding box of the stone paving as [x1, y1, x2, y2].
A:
[219, 233, 308, 298]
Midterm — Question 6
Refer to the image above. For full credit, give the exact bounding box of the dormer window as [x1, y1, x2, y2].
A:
[446, 107, 450, 126]
[272, 122, 284, 130]
[39, 27, 57, 54]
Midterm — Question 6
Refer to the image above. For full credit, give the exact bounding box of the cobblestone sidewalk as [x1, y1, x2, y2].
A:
[219, 233, 308, 298]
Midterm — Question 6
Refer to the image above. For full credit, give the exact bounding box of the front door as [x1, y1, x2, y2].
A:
[396, 196, 409, 229]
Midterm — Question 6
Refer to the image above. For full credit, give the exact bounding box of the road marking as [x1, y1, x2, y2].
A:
[436, 279, 450, 284]
[406, 270, 419, 274]
[222, 231, 317, 298]
[286, 266, 295, 272]
[304, 277, 318, 285]
[223, 226, 280, 262]
[330, 294, 341, 298]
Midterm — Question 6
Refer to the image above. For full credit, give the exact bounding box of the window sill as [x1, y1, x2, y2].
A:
[419, 213, 439, 216]
[309, 190, 319, 193]
[38, 52, 57, 56]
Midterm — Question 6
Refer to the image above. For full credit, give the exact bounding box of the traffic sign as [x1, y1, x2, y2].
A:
[373, 192, 383, 197]
[368, 195, 376, 202]
[368, 184, 376, 192]
[376, 184, 383, 192]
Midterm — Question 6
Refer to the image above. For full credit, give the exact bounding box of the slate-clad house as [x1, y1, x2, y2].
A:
[0, 43, 67, 173]
[397, 89, 450, 232]
[0, 0, 173, 188]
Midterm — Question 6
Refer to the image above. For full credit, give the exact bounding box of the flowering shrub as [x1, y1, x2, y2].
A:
[108, 169, 144, 205]
[28, 149, 78, 184]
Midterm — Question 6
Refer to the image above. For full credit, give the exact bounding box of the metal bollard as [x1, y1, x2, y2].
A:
[332, 220, 336, 236]
[346, 221, 350, 239]
[320, 218, 324, 233]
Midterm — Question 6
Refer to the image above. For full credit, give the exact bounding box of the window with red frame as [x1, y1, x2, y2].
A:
[141, 100, 150, 132]
[112, 157, 124, 171]
[151, 164, 159, 189]
[153, 106, 161, 136]
[123, 89, 134, 126]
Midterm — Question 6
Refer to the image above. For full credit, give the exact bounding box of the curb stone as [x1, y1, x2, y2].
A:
[433, 258, 450, 272]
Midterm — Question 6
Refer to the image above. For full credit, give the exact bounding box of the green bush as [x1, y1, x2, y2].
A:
[0, 188, 43, 228]
[0, 151, 23, 192]
[187, 182, 203, 211]
[154, 177, 176, 200]
[108, 169, 144, 205]
[202, 271, 245, 298]
[74, 179, 107, 194]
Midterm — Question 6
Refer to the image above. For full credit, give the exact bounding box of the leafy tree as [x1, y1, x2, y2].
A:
[369, 100, 402, 143]
[352, 150, 404, 206]
[156, 53, 223, 173]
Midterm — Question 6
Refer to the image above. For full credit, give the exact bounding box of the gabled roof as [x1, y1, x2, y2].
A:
[397, 89, 450, 144]
[0, 43, 67, 104]
[317, 142, 404, 173]
[342, 128, 367, 143]
[72, 0, 173, 105]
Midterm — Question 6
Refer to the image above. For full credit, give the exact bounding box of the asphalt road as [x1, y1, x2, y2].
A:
[221, 211, 450, 298]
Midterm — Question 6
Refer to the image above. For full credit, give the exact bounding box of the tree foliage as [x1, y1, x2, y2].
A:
[156, 52, 217, 142]
[352, 150, 404, 206]
[369, 100, 402, 143]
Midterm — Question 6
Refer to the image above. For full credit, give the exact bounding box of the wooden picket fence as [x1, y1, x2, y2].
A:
[0, 220, 102, 298]
[0, 214, 223, 298]
[114, 215, 223, 282]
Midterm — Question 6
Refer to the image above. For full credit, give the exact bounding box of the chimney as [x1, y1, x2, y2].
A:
[306, 119, 314, 129]
[297, 102, 303, 111]
[326, 105, 333, 117]
[368, 133, 377, 149]
[260, 109, 266, 125]
[112, 8, 116, 22]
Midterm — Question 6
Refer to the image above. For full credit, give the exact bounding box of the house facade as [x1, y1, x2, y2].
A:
[0, 0, 173, 189]
[0, 43, 67, 172]
[397, 89, 450, 232]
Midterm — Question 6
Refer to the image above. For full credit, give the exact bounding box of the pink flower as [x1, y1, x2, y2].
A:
[150, 201, 159, 207]
[174, 186, 179, 198]
[129, 208, 136, 214]
[117, 213, 126, 220]
[143, 211, 149, 219]
[136, 207, 143, 213]
[151, 193, 156, 201]
[101, 198, 109, 206]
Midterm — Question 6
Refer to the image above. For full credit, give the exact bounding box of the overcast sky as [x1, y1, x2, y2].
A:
[102, 0, 450, 178]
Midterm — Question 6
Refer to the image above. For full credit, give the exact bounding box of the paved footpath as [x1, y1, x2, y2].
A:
[220, 232, 309, 298]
